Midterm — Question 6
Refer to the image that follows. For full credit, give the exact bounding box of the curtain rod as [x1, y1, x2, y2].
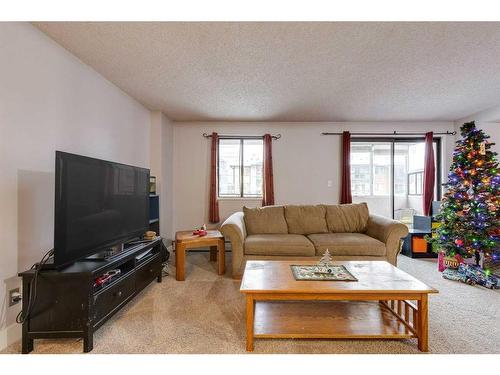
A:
[202, 133, 281, 140]
[321, 131, 456, 136]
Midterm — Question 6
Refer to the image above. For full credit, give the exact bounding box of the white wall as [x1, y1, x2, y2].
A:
[172, 121, 455, 231]
[150, 111, 174, 239]
[0, 23, 151, 350]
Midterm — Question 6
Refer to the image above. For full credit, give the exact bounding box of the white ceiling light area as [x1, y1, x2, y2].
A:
[34, 22, 500, 122]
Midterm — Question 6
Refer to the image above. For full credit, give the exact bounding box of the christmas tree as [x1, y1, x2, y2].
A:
[429, 121, 499, 264]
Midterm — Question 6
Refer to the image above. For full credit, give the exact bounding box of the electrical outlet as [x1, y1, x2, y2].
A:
[327, 180, 333, 187]
[9, 288, 21, 307]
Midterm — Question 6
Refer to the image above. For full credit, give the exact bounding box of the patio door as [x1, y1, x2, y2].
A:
[351, 138, 440, 222]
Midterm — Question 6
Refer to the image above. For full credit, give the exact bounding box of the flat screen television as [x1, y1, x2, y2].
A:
[54, 151, 150, 267]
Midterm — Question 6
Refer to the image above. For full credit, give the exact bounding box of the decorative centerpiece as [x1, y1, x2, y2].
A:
[193, 224, 207, 236]
[290, 249, 357, 281]
[315, 249, 334, 274]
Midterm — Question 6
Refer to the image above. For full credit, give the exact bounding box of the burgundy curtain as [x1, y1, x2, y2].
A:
[262, 134, 275, 206]
[209, 132, 220, 223]
[340, 131, 352, 204]
[423, 131, 435, 216]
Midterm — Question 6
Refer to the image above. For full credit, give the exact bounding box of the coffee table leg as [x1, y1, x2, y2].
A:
[246, 295, 255, 352]
[217, 239, 225, 275]
[175, 242, 186, 281]
[417, 294, 429, 352]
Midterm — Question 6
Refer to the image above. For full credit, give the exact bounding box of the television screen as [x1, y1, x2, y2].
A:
[54, 151, 150, 267]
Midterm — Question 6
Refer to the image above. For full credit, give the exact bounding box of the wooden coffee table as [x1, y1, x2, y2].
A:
[175, 230, 225, 281]
[240, 260, 438, 352]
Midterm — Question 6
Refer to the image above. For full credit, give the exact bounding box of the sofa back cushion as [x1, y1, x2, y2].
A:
[324, 202, 369, 233]
[284, 205, 328, 235]
[243, 206, 289, 235]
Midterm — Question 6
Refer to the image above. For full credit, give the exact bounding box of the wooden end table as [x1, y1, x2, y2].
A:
[175, 230, 225, 281]
[240, 260, 438, 352]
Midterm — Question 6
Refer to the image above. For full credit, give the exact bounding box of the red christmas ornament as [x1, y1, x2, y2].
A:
[454, 239, 464, 246]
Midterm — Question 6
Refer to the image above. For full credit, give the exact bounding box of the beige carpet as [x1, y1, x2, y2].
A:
[2, 253, 499, 354]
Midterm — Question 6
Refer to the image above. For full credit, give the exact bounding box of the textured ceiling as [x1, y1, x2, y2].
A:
[34, 22, 500, 122]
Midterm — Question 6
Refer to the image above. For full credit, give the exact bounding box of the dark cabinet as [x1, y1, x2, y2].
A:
[19, 237, 165, 353]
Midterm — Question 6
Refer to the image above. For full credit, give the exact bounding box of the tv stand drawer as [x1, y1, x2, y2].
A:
[93, 274, 135, 325]
[135, 254, 161, 291]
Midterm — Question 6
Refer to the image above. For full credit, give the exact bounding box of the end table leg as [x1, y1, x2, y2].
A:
[217, 239, 225, 275]
[246, 295, 255, 352]
[209, 246, 217, 262]
[175, 242, 186, 281]
[417, 294, 429, 352]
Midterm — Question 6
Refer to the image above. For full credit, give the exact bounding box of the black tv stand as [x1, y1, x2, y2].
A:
[78, 257, 110, 263]
[19, 237, 165, 353]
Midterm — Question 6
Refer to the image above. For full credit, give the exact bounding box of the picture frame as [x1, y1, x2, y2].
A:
[149, 176, 157, 194]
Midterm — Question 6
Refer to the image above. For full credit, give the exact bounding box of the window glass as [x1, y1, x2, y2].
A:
[351, 143, 391, 196]
[218, 139, 241, 197]
[352, 139, 440, 219]
[372, 144, 391, 196]
[394, 144, 408, 196]
[242, 139, 263, 197]
[408, 143, 425, 172]
[351, 143, 372, 196]
[218, 138, 263, 198]
[416, 172, 423, 195]
[408, 173, 416, 195]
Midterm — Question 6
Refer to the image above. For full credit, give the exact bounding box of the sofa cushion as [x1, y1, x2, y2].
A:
[243, 206, 288, 235]
[307, 233, 386, 256]
[324, 202, 369, 233]
[244, 234, 315, 256]
[284, 205, 328, 235]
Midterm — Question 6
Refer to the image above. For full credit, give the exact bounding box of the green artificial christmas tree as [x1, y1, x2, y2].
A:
[429, 121, 499, 265]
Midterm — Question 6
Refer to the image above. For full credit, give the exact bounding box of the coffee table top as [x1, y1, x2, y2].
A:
[240, 260, 438, 294]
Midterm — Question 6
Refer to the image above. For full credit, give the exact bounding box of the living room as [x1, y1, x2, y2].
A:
[1, 1, 499, 372]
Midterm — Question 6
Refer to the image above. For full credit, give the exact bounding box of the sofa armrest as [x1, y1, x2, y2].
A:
[220, 211, 247, 278]
[365, 214, 409, 266]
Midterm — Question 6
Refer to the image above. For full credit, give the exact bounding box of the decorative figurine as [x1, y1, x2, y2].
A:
[144, 231, 156, 241]
[193, 224, 208, 236]
[316, 249, 334, 274]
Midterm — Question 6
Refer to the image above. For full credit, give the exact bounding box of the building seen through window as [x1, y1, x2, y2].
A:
[351, 140, 438, 219]
[218, 138, 263, 198]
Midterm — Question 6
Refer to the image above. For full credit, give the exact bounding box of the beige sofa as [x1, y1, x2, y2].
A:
[220, 203, 409, 278]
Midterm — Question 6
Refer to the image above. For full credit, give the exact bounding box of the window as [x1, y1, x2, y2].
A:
[406, 143, 425, 196]
[408, 171, 424, 195]
[350, 143, 391, 197]
[351, 138, 440, 219]
[218, 138, 263, 198]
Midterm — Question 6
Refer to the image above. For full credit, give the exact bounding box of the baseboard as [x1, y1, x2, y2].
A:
[172, 247, 232, 253]
[0, 322, 21, 351]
